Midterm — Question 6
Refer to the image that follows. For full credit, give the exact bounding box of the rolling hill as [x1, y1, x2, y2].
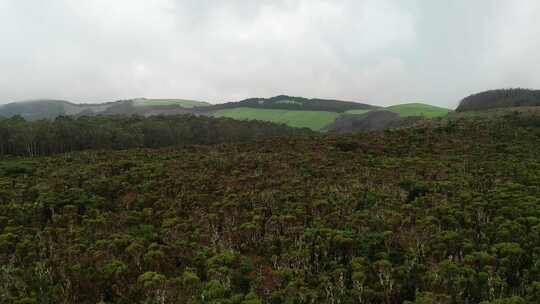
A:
[208, 98, 451, 131]
[206, 95, 375, 112]
[456, 88, 540, 112]
[213, 107, 340, 130]
[0, 99, 117, 120]
[131, 98, 210, 108]
[343, 103, 451, 118]
[386, 103, 451, 117]
[0, 98, 209, 120]
[0, 95, 454, 132]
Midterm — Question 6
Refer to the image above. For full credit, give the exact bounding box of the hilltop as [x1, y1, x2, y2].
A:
[0, 98, 211, 120]
[456, 88, 540, 112]
[385, 103, 451, 117]
[12, 88, 540, 132]
[0, 96, 452, 132]
[131, 98, 210, 108]
[203, 98, 450, 131]
[206, 95, 375, 112]
[208, 98, 451, 130]
[0, 99, 92, 120]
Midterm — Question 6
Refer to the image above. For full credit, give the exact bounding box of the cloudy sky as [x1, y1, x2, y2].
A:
[1, 0, 539, 107]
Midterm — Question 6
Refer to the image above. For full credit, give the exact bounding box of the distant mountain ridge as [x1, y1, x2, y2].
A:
[0, 98, 210, 120]
[3, 88, 540, 134]
[0, 95, 378, 121]
[0, 99, 117, 120]
[0, 95, 452, 132]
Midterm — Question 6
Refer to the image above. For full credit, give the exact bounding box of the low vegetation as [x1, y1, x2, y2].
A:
[1, 112, 539, 303]
[327, 111, 423, 133]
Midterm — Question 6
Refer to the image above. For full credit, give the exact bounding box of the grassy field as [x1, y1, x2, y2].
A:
[134, 98, 210, 108]
[213, 107, 340, 130]
[386, 103, 451, 117]
[213, 103, 451, 131]
[344, 109, 374, 115]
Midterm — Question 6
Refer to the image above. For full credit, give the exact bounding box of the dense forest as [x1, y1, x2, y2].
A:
[326, 111, 423, 133]
[457, 89, 540, 112]
[0, 115, 312, 157]
[1, 111, 539, 303]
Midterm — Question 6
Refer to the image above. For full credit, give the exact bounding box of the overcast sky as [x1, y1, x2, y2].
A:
[1, 0, 539, 108]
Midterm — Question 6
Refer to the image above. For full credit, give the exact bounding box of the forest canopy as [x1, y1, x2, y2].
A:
[0, 114, 312, 157]
[456, 88, 540, 112]
[0, 112, 539, 303]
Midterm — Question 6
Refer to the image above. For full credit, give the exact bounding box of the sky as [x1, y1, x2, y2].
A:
[1, 0, 539, 108]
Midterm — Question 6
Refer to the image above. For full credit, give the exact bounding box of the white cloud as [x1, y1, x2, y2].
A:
[0, 0, 539, 107]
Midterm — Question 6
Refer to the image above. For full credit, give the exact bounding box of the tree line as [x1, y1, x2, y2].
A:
[457, 88, 540, 112]
[0, 114, 312, 157]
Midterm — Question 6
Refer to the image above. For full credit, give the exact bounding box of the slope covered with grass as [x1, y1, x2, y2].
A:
[343, 109, 374, 115]
[386, 103, 451, 117]
[213, 107, 340, 130]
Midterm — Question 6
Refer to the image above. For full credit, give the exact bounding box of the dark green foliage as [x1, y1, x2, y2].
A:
[457, 88, 540, 112]
[207, 95, 376, 112]
[327, 110, 423, 134]
[0, 161, 35, 177]
[0, 113, 539, 303]
[0, 115, 312, 157]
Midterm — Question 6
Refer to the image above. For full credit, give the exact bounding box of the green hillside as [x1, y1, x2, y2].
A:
[386, 103, 450, 117]
[344, 103, 450, 119]
[212, 102, 449, 131]
[213, 107, 340, 130]
[133, 98, 210, 108]
[0, 97, 451, 130]
[343, 108, 374, 115]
